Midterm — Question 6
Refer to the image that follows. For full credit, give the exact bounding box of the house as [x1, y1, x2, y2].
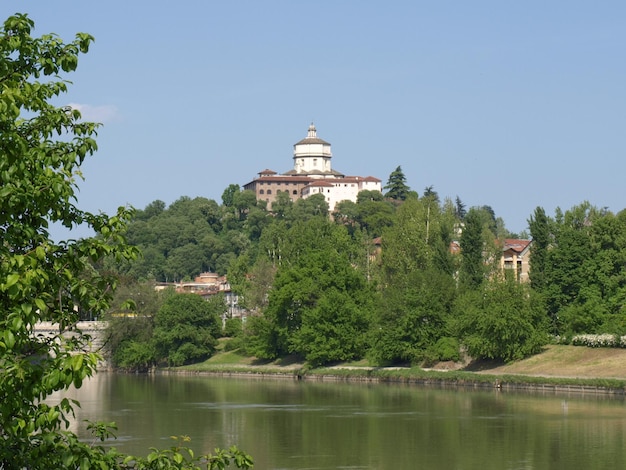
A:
[499, 239, 532, 282]
[243, 123, 382, 210]
[445, 238, 532, 282]
[156, 272, 246, 320]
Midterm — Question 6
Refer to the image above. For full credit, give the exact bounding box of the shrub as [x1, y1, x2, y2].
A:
[432, 337, 461, 362]
[571, 334, 619, 348]
[223, 317, 243, 338]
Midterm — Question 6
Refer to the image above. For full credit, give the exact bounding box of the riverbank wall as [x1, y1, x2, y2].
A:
[156, 368, 626, 396]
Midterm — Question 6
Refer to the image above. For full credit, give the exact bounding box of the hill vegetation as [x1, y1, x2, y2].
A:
[104, 177, 626, 372]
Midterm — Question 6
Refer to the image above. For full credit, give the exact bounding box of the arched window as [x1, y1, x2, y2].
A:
[259, 189, 265, 195]
[267, 189, 272, 195]
[292, 190, 297, 195]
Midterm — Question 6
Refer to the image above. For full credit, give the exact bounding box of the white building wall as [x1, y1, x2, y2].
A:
[302, 179, 381, 211]
[359, 180, 382, 192]
[294, 142, 331, 156]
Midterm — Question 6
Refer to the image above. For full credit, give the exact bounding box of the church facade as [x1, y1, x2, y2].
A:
[243, 124, 382, 210]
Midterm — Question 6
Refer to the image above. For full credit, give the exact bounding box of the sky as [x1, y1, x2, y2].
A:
[5, 2, 626, 238]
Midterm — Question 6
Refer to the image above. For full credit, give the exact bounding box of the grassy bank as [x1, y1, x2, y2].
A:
[175, 344, 626, 393]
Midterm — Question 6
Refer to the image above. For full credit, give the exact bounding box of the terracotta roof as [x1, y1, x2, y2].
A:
[258, 169, 277, 175]
[306, 180, 334, 188]
[283, 168, 346, 177]
[249, 175, 312, 183]
[342, 175, 382, 183]
[502, 239, 531, 253]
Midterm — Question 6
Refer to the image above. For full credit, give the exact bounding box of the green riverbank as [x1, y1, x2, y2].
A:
[171, 344, 626, 394]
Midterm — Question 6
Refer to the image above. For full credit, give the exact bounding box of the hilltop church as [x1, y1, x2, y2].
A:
[243, 124, 382, 210]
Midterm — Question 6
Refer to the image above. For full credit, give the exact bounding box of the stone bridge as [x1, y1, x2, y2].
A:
[33, 321, 110, 369]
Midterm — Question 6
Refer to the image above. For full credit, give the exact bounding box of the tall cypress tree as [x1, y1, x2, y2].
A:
[459, 208, 485, 290]
[528, 206, 550, 292]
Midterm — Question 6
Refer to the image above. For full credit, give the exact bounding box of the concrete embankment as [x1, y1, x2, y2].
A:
[157, 367, 626, 396]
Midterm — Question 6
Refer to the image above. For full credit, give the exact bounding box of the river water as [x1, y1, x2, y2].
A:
[50, 373, 626, 469]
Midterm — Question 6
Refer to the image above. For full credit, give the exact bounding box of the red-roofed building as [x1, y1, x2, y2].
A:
[243, 123, 381, 210]
[499, 239, 532, 282]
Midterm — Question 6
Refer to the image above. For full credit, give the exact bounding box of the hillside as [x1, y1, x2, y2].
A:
[468, 344, 626, 379]
[199, 344, 626, 381]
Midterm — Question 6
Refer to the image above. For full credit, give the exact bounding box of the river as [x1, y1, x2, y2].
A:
[49, 372, 626, 469]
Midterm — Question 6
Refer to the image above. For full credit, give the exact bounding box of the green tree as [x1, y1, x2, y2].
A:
[423, 185, 440, 204]
[383, 165, 410, 201]
[233, 189, 258, 221]
[105, 281, 164, 371]
[153, 293, 224, 366]
[528, 206, 551, 292]
[454, 196, 467, 221]
[135, 199, 166, 221]
[289, 193, 329, 221]
[356, 189, 384, 203]
[0, 13, 136, 467]
[371, 268, 456, 365]
[541, 203, 626, 335]
[454, 275, 549, 362]
[333, 199, 360, 231]
[115, 195, 250, 280]
[228, 255, 275, 314]
[458, 208, 486, 290]
[381, 198, 454, 280]
[271, 191, 294, 219]
[251, 219, 374, 365]
[0, 14, 251, 468]
[221, 183, 241, 207]
[333, 194, 395, 238]
[373, 197, 456, 364]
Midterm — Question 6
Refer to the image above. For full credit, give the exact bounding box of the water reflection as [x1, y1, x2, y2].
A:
[48, 373, 626, 469]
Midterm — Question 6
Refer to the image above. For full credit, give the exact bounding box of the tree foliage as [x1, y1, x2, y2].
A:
[454, 275, 549, 362]
[372, 197, 456, 364]
[114, 194, 265, 280]
[458, 208, 485, 290]
[536, 203, 626, 336]
[0, 14, 251, 468]
[333, 193, 395, 238]
[250, 219, 375, 365]
[371, 268, 456, 365]
[528, 206, 550, 292]
[153, 293, 224, 366]
[383, 165, 410, 201]
[454, 196, 466, 221]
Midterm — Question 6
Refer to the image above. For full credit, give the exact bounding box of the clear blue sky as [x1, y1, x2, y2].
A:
[7, 2, 626, 237]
